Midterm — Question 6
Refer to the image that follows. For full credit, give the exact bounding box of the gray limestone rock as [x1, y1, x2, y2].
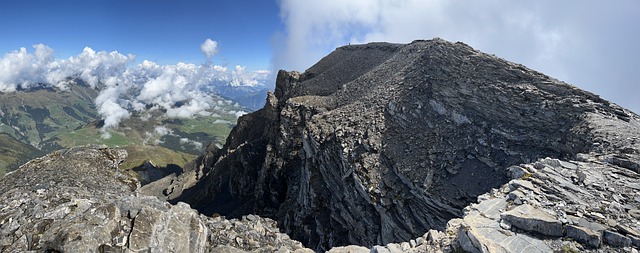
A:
[566, 225, 601, 248]
[4, 38, 640, 253]
[458, 211, 552, 253]
[507, 190, 526, 205]
[506, 166, 528, 179]
[0, 147, 312, 253]
[630, 235, 640, 248]
[501, 204, 564, 237]
[603, 230, 632, 247]
[326, 245, 370, 253]
[154, 38, 640, 250]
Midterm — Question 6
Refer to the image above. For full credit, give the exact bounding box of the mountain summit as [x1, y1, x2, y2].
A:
[2, 38, 639, 252]
[153, 38, 640, 251]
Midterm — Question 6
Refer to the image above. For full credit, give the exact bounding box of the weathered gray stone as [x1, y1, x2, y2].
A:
[458, 214, 552, 253]
[559, 161, 578, 170]
[566, 225, 601, 248]
[371, 245, 391, 253]
[603, 230, 632, 247]
[426, 229, 442, 243]
[615, 224, 640, 240]
[508, 191, 526, 205]
[507, 166, 528, 179]
[629, 235, 640, 248]
[385, 243, 403, 253]
[326, 245, 370, 253]
[5, 38, 640, 253]
[0, 147, 312, 253]
[501, 204, 563, 237]
[472, 197, 508, 220]
[509, 180, 538, 193]
[149, 38, 640, 250]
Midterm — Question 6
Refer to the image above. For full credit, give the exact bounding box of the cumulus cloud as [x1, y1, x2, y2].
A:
[95, 86, 131, 133]
[180, 137, 203, 150]
[0, 44, 57, 92]
[274, 0, 640, 114]
[0, 41, 273, 137]
[154, 126, 173, 136]
[200, 38, 219, 59]
[230, 65, 270, 87]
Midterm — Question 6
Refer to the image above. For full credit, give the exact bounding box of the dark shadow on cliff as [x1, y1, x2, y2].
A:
[163, 39, 635, 251]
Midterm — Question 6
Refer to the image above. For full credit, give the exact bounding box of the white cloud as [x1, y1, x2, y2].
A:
[166, 97, 212, 118]
[229, 65, 270, 87]
[95, 86, 131, 132]
[0, 40, 273, 137]
[154, 126, 172, 136]
[200, 38, 219, 59]
[233, 110, 247, 118]
[0, 44, 55, 92]
[274, 0, 640, 114]
[179, 137, 203, 150]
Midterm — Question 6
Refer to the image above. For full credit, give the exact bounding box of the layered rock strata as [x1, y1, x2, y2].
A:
[154, 38, 640, 251]
[4, 38, 639, 253]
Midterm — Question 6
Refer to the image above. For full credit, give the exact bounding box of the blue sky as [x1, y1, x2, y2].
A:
[0, 0, 280, 69]
[0, 0, 639, 113]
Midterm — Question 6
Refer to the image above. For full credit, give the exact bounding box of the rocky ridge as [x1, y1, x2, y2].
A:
[0, 146, 312, 252]
[151, 38, 640, 251]
[2, 38, 640, 253]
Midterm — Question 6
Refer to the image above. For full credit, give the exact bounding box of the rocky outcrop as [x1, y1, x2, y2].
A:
[0, 146, 312, 252]
[152, 38, 640, 251]
[451, 156, 640, 252]
[6, 38, 638, 253]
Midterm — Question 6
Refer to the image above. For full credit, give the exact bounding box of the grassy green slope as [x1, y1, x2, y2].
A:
[120, 145, 198, 171]
[0, 83, 98, 151]
[0, 133, 45, 175]
[0, 81, 249, 177]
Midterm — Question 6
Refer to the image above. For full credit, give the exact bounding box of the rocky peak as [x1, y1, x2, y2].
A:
[2, 38, 639, 253]
[156, 38, 640, 251]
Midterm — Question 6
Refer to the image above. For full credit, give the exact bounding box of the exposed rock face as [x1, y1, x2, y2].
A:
[452, 156, 640, 253]
[0, 146, 312, 252]
[157, 38, 640, 251]
[5, 38, 639, 253]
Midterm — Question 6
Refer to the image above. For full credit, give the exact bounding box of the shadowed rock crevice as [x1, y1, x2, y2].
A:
[156, 39, 636, 251]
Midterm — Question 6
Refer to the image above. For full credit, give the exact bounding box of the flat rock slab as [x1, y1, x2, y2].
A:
[327, 245, 370, 253]
[473, 197, 508, 220]
[603, 230, 632, 247]
[501, 204, 563, 237]
[459, 214, 551, 253]
[566, 225, 601, 248]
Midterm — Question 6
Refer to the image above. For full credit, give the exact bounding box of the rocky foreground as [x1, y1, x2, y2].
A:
[1, 38, 640, 252]
[0, 147, 312, 252]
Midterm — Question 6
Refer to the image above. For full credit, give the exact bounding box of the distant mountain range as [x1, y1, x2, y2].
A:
[0, 79, 269, 176]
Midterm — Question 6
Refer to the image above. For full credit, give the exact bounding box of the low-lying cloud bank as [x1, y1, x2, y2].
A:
[0, 39, 271, 136]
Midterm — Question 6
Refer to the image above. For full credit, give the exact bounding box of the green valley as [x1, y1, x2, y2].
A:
[0, 80, 249, 176]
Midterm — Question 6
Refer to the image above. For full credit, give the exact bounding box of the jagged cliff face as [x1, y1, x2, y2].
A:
[165, 39, 640, 250]
[2, 39, 639, 252]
